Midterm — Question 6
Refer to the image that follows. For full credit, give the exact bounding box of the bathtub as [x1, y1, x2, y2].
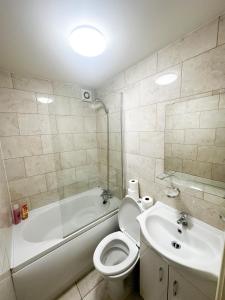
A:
[11, 188, 120, 300]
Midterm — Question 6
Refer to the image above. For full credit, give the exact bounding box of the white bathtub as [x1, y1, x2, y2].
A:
[12, 188, 120, 300]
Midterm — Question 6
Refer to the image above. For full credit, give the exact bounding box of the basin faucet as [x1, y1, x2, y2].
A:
[177, 211, 189, 227]
[101, 189, 112, 204]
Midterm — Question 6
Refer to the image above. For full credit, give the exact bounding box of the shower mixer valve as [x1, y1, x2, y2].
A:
[101, 189, 113, 204]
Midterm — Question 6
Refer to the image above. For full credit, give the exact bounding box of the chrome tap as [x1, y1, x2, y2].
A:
[101, 189, 112, 204]
[177, 211, 189, 227]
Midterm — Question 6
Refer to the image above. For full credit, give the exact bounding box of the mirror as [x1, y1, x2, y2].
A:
[164, 92, 225, 191]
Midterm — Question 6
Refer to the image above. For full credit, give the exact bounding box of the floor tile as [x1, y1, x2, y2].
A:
[57, 284, 81, 300]
[77, 269, 104, 298]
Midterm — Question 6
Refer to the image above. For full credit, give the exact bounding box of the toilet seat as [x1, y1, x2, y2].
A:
[93, 231, 139, 276]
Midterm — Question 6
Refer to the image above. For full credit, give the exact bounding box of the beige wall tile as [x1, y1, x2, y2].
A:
[123, 84, 140, 110]
[158, 19, 218, 71]
[96, 133, 107, 149]
[140, 65, 181, 105]
[30, 190, 60, 210]
[218, 14, 225, 46]
[166, 102, 186, 115]
[166, 112, 200, 129]
[12, 74, 53, 94]
[124, 133, 139, 154]
[1, 136, 42, 159]
[46, 168, 76, 190]
[126, 153, 155, 182]
[0, 88, 37, 113]
[84, 116, 97, 132]
[171, 144, 197, 160]
[220, 93, 225, 108]
[18, 114, 57, 135]
[24, 154, 58, 176]
[165, 143, 172, 157]
[165, 130, 184, 144]
[182, 160, 212, 179]
[124, 109, 139, 132]
[109, 112, 121, 133]
[139, 105, 156, 131]
[4, 158, 25, 181]
[48, 96, 71, 115]
[125, 53, 157, 84]
[185, 129, 215, 145]
[76, 165, 98, 181]
[198, 146, 225, 164]
[0, 113, 19, 136]
[52, 81, 80, 98]
[61, 150, 87, 168]
[74, 133, 97, 150]
[9, 175, 47, 201]
[200, 109, 225, 128]
[0, 70, 13, 88]
[41, 134, 74, 153]
[87, 149, 98, 163]
[139, 132, 164, 158]
[164, 157, 182, 172]
[109, 133, 121, 151]
[182, 45, 225, 96]
[215, 128, 225, 146]
[70, 98, 85, 115]
[57, 116, 83, 133]
[186, 95, 219, 112]
[212, 164, 225, 182]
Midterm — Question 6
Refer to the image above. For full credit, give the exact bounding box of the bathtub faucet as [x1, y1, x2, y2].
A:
[101, 189, 112, 204]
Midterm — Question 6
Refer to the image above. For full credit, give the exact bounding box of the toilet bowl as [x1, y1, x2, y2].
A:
[93, 196, 143, 300]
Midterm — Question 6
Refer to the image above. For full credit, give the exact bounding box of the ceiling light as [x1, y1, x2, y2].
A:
[37, 96, 53, 104]
[155, 73, 178, 85]
[69, 26, 106, 57]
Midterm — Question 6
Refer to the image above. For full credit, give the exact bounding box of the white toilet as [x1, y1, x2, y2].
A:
[93, 196, 142, 300]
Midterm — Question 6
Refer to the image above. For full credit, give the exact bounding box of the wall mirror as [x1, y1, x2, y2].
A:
[163, 92, 225, 196]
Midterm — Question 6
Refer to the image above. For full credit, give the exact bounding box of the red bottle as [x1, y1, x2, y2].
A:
[13, 204, 21, 224]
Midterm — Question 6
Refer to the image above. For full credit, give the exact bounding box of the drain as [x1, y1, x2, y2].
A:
[171, 241, 181, 249]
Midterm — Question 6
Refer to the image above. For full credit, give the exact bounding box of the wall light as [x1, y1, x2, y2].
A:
[37, 96, 53, 104]
[155, 73, 178, 85]
[69, 26, 106, 57]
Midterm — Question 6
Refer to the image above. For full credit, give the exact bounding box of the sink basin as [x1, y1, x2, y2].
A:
[137, 202, 225, 280]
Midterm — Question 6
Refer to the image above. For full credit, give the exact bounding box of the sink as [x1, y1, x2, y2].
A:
[137, 202, 225, 280]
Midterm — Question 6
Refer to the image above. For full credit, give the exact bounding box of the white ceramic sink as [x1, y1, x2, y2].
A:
[137, 202, 225, 280]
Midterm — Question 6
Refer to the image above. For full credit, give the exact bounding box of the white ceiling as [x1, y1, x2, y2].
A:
[0, 0, 225, 88]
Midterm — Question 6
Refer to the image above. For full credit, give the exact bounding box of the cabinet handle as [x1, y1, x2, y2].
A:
[173, 280, 178, 296]
[159, 267, 163, 282]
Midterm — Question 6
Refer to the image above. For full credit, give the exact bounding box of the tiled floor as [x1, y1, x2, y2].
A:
[56, 269, 143, 300]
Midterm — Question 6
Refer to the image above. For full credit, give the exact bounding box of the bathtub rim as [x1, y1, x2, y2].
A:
[11, 208, 119, 273]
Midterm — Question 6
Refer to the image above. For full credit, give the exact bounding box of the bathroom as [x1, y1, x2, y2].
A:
[1, 1, 225, 299]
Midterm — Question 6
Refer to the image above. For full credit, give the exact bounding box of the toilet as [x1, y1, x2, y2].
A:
[93, 195, 143, 300]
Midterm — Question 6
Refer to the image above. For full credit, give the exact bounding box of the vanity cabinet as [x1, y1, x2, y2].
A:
[140, 242, 216, 300]
[140, 244, 168, 300]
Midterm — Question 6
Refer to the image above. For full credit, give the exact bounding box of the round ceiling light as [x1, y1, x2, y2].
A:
[69, 26, 106, 57]
[155, 73, 178, 85]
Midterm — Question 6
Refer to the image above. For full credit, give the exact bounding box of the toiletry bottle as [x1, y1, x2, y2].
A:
[13, 204, 21, 224]
[21, 203, 28, 220]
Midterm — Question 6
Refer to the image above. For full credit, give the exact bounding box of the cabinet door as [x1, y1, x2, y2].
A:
[140, 246, 168, 300]
[168, 266, 210, 300]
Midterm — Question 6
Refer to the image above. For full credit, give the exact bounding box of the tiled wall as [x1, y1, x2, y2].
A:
[96, 13, 225, 229]
[0, 142, 16, 299]
[165, 94, 225, 182]
[0, 71, 99, 210]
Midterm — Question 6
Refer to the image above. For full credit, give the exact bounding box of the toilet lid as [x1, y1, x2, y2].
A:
[118, 196, 142, 246]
